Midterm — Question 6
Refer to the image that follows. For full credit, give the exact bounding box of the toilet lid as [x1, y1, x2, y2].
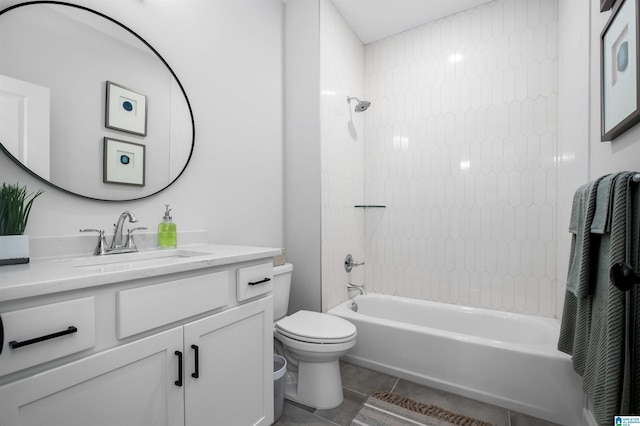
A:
[275, 310, 356, 343]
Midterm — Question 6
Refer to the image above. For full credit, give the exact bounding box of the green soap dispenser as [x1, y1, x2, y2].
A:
[158, 204, 177, 249]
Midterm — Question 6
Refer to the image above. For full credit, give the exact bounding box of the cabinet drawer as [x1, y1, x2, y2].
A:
[118, 270, 229, 339]
[237, 262, 273, 302]
[0, 297, 95, 376]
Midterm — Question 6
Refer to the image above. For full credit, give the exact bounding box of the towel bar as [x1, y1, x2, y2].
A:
[610, 263, 640, 291]
[611, 174, 640, 288]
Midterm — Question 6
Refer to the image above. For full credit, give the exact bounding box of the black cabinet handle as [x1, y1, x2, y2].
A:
[0, 316, 3, 355]
[175, 350, 183, 387]
[9, 326, 77, 349]
[191, 344, 199, 379]
[248, 277, 271, 286]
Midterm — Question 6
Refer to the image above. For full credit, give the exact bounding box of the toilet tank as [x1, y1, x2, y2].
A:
[273, 263, 293, 321]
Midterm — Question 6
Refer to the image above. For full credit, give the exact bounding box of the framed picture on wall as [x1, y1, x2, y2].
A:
[105, 81, 147, 136]
[601, 0, 640, 141]
[602, 0, 617, 12]
[103, 137, 145, 186]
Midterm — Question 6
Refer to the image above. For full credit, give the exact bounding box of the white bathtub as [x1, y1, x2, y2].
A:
[328, 294, 583, 425]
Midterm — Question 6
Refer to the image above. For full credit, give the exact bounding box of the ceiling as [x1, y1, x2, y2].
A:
[330, 0, 495, 44]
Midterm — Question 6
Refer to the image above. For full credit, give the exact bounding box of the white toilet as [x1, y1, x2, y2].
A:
[272, 263, 357, 409]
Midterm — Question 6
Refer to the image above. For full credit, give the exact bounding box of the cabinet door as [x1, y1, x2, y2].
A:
[0, 327, 185, 426]
[184, 296, 273, 426]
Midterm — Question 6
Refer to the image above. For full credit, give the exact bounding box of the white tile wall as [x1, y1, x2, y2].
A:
[320, 0, 366, 311]
[363, 0, 558, 316]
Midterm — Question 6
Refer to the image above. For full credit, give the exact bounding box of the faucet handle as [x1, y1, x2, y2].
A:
[124, 227, 147, 251]
[80, 228, 101, 233]
[344, 253, 365, 272]
[80, 228, 108, 256]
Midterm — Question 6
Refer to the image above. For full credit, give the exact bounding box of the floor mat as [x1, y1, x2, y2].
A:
[350, 391, 495, 426]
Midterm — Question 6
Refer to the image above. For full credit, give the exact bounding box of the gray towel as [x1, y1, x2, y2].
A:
[591, 173, 615, 234]
[568, 183, 589, 234]
[583, 172, 637, 424]
[559, 175, 606, 372]
[565, 180, 600, 296]
[558, 171, 640, 425]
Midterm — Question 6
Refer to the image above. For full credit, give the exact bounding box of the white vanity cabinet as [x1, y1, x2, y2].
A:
[0, 327, 185, 426]
[0, 297, 273, 426]
[184, 297, 273, 426]
[0, 246, 278, 426]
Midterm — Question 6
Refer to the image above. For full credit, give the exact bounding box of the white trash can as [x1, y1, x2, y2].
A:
[273, 354, 287, 422]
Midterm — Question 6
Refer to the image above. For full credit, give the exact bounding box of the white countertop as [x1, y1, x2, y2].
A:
[0, 244, 281, 302]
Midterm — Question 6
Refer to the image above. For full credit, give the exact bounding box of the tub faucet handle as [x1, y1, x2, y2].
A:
[344, 253, 365, 272]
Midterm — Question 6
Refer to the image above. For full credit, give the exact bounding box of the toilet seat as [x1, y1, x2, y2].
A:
[275, 310, 357, 344]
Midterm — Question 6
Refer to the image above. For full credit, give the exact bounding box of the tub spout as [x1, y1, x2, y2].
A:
[347, 282, 365, 295]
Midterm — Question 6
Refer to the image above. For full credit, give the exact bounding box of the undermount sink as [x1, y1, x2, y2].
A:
[60, 249, 213, 271]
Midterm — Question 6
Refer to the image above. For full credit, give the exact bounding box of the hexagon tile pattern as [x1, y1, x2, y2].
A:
[363, 0, 558, 317]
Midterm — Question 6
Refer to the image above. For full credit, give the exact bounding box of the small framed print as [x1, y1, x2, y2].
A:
[601, 0, 640, 141]
[103, 137, 145, 186]
[105, 81, 147, 136]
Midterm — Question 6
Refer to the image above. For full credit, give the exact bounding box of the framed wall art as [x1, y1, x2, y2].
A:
[601, 0, 640, 141]
[105, 81, 147, 136]
[602, 0, 617, 12]
[103, 137, 145, 186]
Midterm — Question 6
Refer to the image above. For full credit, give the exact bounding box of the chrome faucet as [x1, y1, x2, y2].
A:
[347, 282, 366, 295]
[111, 211, 138, 250]
[80, 211, 146, 256]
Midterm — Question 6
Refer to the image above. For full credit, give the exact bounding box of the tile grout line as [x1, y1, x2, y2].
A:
[342, 386, 369, 397]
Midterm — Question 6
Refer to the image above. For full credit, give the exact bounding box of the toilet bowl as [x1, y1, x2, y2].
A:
[272, 264, 357, 409]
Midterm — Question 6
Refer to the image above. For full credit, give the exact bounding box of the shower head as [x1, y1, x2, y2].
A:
[347, 96, 371, 112]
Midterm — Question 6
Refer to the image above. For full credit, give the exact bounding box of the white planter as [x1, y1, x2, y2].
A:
[0, 235, 30, 265]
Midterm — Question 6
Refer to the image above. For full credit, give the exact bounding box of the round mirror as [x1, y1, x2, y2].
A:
[0, 2, 194, 201]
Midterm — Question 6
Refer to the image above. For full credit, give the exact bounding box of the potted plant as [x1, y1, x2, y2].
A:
[0, 183, 43, 265]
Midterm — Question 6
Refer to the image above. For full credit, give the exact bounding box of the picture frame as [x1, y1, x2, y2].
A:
[103, 137, 145, 186]
[105, 81, 147, 136]
[601, 0, 640, 141]
[602, 0, 617, 12]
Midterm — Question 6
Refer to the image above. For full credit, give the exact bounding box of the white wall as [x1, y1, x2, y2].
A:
[320, 0, 365, 311]
[556, 0, 590, 320]
[284, 0, 322, 313]
[363, 0, 559, 317]
[0, 0, 284, 249]
[558, 0, 640, 420]
[284, 0, 366, 313]
[556, 0, 640, 322]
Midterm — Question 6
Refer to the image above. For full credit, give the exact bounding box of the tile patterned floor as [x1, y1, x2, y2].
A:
[273, 361, 561, 426]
